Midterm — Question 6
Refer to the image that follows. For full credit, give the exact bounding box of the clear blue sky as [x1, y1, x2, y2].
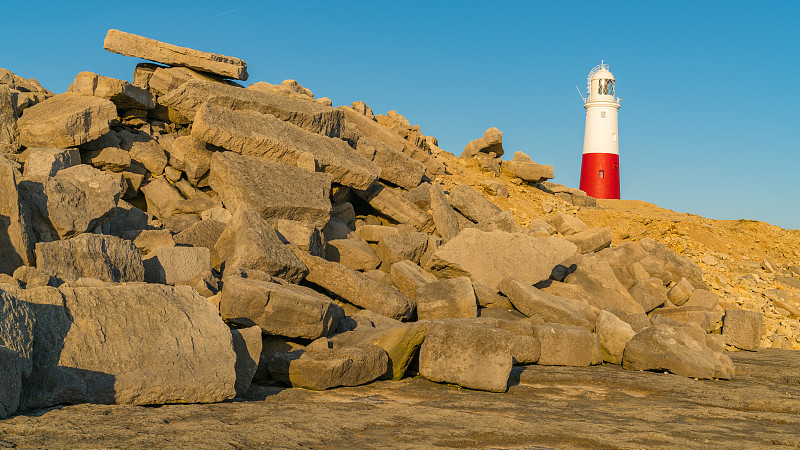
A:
[3, 1, 799, 229]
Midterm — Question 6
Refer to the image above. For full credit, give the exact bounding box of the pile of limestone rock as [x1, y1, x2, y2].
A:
[0, 30, 764, 419]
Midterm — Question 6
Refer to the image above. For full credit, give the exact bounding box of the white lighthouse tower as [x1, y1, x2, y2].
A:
[579, 61, 621, 199]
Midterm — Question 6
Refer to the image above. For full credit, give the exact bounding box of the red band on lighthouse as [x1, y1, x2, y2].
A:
[579, 152, 620, 199]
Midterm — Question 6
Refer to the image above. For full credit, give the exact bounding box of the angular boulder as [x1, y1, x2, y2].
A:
[419, 320, 513, 392]
[220, 276, 343, 340]
[355, 183, 433, 231]
[416, 277, 477, 320]
[21, 164, 122, 239]
[429, 183, 460, 242]
[209, 151, 332, 228]
[296, 251, 415, 321]
[498, 278, 595, 330]
[0, 288, 34, 377]
[533, 324, 602, 366]
[564, 227, 612, 253]
[0, 85, 19, 153]
[17, 93, 116, 148]
[16, 284, 237, 409]
[622, 324, 735, 379]
[500, 160, 554, 183]
[722, 309, 763, 351]
[376, 232, 428, 267]
[35, 234, 144, 283]
[325, 237, 380, 271]
[628, 277, 668, 313]
[215, 203, 308, 283]
[461, 127, 504, 158]
[169, 136, 212, 185]
[596, 310, 636, 364]
[447, 184, 502, 223]
[564, 255, 645, 315]
[390, 259, 437, 300]
[22, 148, 80, 180]
[161, 80, 342, 136]
[195, 104, 378, 189]
[268, 345, 388, 390]
[68, 71, 154, 109]
[426, 229, 577, 291]
[103, 29, 248, 80]
[143, 246, 211, 285]
[355, 137, 425, 190]
[0, 346, 23, 418]
[0, 157, 35, 274]
[231, 325, 262, 397]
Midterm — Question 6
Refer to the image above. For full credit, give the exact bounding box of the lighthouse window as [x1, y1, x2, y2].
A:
[599, 170, 605, 179]
[600, 111, 606, 118]
[612, 133, 617, 142]
[598, 79, 614, 95]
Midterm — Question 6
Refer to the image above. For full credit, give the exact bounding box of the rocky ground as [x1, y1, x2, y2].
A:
[1, 28, 799, 448]
[1, 350, 798, 449]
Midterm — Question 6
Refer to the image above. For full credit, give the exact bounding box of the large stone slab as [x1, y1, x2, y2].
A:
[13, 284, 237, 409]
[416, 277, 477, 320]
[622, 324, 735, 379]
[215, 203, 308, 283]
[295, 251, 415, 321]
[0, 288, 34, 377]
[355, 183, 433, 231]
[209, 152, 332, 228]
[231, 325, 262, 397]
[533, 324, 602, 366]
[390, 260, 437, 300]
[195, 104, 377, 189]
[148, 66, 234, 97]
[35, 234, 145, 283]
[426, 229, 577, 291]
[103, 29, 248, 80]
[327, 322, 428, 380]
[596, 310, 636, 364]
[68, 71, 154, 110]
[220, 276, 343, 340]
[0, 346, 23, 418]
[143, 246, 210, 285]
[419, 319, 513, 392]
[268, 345, 388, 390]
[17, 93, 116, 148]
[169, 136, 212, 185]
[500, 160, 554, 183]
[20, 164, 122, 239]
[23, 148, 80, 180]
[0, 157, 35, 274]
[161, 80, 342, 136]
[447, 184, 502, 224]
[564, 227, 612, 253]
[354, 137, 424, 190]
[461, 127, 504, 158]
[498, 278, 595, 330]
[722, 309, 763, 351]
[564, 255, 645, 315]
[376, 232, 428, 267]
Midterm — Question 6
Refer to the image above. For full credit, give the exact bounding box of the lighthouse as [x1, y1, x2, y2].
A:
[579, 62, 621, 199]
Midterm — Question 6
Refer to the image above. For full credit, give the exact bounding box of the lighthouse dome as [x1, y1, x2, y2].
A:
[590, 67, 615, 81]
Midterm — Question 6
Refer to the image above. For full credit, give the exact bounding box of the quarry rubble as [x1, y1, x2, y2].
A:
[0, 30, 798, 443]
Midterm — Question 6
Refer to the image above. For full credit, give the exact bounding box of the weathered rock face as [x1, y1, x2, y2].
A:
[534, 324, 602, 367]
[161, 80, 342, 136]
[461, 127, 504, 158]
[416, 277, 477, 320]
[35, 234, 144, 283]
[325, 237, 380, 271]
[622, 324, 735, 380]
[376, 232, 428, 267]
[447, 184, 502, 223]
[17, 93, 116, 148]
[148, 66, 232, 97]
[419, 320, 513, 392]
[169, 136, 212, 185]
[0, 288, 34, 379]
[143, 246, 210, 285]
[14, 284, 237, 409]
[549, 212, 588, 236]
[498, 278, 595, 330]
[23, 148, 80, 181]
[722, 309, 763, 351]
[215, 203, 308, 283]
[220, 276, 343, 340]
[195, 104, 377, 190]
[21, 164, 122, 240]
[103, 29, 248, 80]
[296, 251, 415, 321]
[231, 326, 262, 397]
[426, 229, 577, 291]
[0, 85, 20, 153]
[0, 157, 35, 275]
[329, 322, 428, 380]
[209, 151, 332, 228]
[650, 306, 723, 333]
[0, 346, 23, 418]
[628, 277, 668, 313]
[68, 71, 154, 109]
[268, 345, 388, 390]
